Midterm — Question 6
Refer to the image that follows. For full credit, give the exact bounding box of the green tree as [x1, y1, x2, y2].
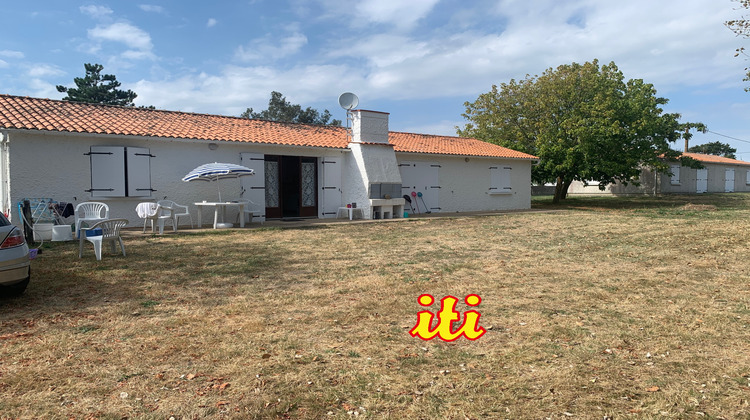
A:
[688, 141, 737, 159]
[242, 91, 342, 126]
[727, 0, 750, 90]
[56, 63, 137, 106]
[458, 60, 698, 203]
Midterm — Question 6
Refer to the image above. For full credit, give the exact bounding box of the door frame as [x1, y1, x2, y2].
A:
[264, 155, 319, 219]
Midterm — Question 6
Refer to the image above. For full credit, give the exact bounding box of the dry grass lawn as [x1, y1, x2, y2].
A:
[1, 193, 750, 419]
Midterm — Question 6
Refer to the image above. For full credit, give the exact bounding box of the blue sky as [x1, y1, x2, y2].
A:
[3, 1, 750, 157]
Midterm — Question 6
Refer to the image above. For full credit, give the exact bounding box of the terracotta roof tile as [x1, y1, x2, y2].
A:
[389, 131, 537, 159]
[0, 94, 537, 160]
[681, 152, 750, 167]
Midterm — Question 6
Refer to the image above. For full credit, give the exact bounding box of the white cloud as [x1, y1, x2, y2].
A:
[234, 32, 308, 62]
[88, 22, 154, 57]
[0, 50, 24, 59]
[121, 50, 156, 60]
[207, 18, 217, 28]
[139, 5, 166, 14]
[80, 5, 113, 20]
[132, 64, 360, 114]
[27, 64, 65, 78]
[28, 78, 59, 99]
[353, 0, 440, 30]
[330, 34, 430, 68]
[0, 60, 7, 69]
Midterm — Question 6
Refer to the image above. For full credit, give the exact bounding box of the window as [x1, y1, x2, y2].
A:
[489, 165, 512, 194]
[670, 164, 680, 185]
[87, 146, 155, 197]
[746, 169, 750, 185]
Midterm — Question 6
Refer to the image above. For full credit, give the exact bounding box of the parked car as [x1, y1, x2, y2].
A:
[0, 213, 30, 296]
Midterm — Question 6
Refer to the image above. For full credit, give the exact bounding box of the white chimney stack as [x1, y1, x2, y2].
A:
[350, 110, 390, 144]
[342, 109, 404, 219]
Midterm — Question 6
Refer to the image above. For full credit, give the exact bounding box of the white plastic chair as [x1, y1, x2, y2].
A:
[136, 202, 174, 234]
[78, 218, 128, 260]
[235, 199, 262, 225]
[75, 202, 109, 237]
[157, 200, 193, 229]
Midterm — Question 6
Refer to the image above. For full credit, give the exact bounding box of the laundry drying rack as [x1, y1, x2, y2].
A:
[17, 198, 67, 225]
[16, 198, 74, 243]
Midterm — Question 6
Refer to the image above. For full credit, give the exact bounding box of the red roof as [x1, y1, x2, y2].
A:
[390, 131, 538, 159]
[680, 152, 750, 167]
[0, 94, 537, 160]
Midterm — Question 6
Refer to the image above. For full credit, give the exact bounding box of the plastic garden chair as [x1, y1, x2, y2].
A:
[157, 200, 193, 229]
[235, 199, 263, 225]
[74, 202, 109, 237]
[136, 202, 174, 234]
[78, 218, 128, 260]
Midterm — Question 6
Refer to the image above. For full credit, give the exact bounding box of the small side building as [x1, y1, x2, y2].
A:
[567, 152, 750, 195]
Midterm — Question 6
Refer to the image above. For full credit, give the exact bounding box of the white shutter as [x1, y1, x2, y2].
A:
[399, 161, 440, 213]
[670, 165, 680, 185]
[240, 153, 266, 221]
[746, 169, 750, 185]
[423, 163, 440, 212]
[725, 168, 735, 192]
[696, 168, 708, 194]
[320, 156, 341, 218]
[127, 147, 153, 197]
[399, 162, 415, 198]
[490, 166, 512, 194]
[89, 146, 125, 197]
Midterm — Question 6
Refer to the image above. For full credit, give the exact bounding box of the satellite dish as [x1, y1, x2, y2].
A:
[338, 92, 359, 110]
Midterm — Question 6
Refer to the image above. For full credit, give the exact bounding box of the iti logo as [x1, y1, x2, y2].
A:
[409, 294, 486, 341]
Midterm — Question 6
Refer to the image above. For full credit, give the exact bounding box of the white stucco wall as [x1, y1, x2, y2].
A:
[5, 130, 344, 227]
[396, 153, 532, 212]
[657, 163, 750, 194]
[5, 129, 534, 227]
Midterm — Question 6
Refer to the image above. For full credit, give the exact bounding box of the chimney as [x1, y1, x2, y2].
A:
[343, 109, 403, 220]
[350, 110, 389, 144]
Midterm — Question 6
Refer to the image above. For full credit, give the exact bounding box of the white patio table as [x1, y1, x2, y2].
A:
[194, 201, 245, 229]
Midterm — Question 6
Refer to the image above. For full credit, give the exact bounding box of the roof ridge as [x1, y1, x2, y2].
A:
[390, 130, 464, 139]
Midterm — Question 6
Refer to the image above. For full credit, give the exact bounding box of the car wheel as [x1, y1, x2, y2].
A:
[0, 269, 30, 297]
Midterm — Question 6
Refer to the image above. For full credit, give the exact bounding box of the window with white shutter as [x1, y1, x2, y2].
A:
[489, 165, 512, 194]
[87, 146, 154, 197]
[670, 164, 680, 185]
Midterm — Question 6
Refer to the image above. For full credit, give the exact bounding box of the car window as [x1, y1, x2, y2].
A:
[0, 213, 11, 227]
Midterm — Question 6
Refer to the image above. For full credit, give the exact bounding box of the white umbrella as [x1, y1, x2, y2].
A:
[182, 162, 254, 202]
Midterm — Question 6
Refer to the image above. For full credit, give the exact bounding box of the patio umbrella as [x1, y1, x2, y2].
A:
[182, 162, 254, 202]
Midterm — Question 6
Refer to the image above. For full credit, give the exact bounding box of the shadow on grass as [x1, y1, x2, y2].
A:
[532, 192, 750, 211]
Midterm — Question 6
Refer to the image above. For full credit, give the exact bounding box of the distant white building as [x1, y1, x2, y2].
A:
[567, 153, 750, 195]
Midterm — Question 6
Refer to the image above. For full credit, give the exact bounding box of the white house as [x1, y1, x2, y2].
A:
[567, 152, 750, 195]
[0, 94, 538, 227]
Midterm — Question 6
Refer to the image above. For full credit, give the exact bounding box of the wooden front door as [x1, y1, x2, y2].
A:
[264, 155, 318, 219]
